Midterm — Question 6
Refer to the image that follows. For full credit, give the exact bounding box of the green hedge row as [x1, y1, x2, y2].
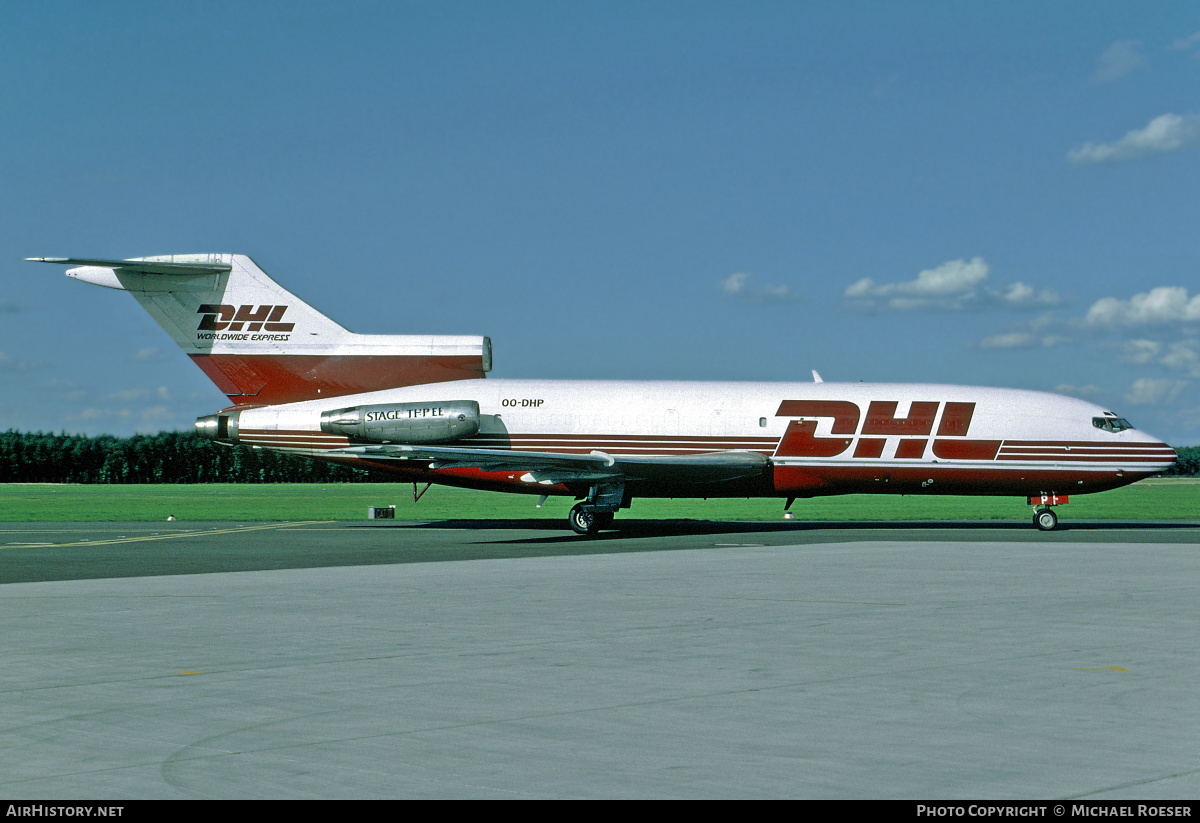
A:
[0, 430, 370, 483]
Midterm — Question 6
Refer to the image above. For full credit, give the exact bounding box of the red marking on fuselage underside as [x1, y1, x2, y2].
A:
[337, 461, 1156, 498]
[853, 438, 886, 458]
[189, 353, 488, 406]
[771, 464, 1148, 497]
[894, 439, 928, 459]
[300, 438, 1165, 498]
[772, 466, 830, 494]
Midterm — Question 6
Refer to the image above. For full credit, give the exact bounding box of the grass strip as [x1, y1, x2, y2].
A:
[0, 479, 1195, 523]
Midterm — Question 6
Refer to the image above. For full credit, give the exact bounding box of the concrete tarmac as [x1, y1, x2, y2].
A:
[2, 520, 1199, 798]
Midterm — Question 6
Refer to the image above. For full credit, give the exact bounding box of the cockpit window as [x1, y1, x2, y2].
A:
[1093, 416, 1135, 433]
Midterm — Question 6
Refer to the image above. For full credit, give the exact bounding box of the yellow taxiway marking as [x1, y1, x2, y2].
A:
[7, 521, 332, 549]
[177, 670, 204, 675]
[1073, 667, 1131, 672]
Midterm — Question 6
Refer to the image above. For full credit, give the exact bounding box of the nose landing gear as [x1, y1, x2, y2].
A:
[1028, 493, 1067, 531]
[1033, 508, 1058, 531]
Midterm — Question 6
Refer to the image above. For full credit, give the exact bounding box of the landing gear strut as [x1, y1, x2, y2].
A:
[1028, 493, 1067, 531]
[567, 482, 626, 535]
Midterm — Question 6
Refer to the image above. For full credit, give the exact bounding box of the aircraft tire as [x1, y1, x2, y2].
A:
[1034, 509, 1058, 531]
[569, 504, 600, 535]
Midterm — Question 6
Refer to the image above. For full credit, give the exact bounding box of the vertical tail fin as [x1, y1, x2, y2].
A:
[32, 254, 491, 405]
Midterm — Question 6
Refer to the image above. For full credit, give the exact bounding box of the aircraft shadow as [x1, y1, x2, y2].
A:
[354, 517, 1200, 545]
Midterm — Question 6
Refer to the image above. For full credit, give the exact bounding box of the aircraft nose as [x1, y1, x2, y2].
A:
[1137, 431, 1177, 472]
[1163, 441, 1178, 468]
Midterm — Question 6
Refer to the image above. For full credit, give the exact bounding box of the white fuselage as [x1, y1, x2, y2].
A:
[223, 379, 1176, 499]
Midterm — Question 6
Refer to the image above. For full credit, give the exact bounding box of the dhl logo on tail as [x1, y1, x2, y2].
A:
[197, 304, 294, 333]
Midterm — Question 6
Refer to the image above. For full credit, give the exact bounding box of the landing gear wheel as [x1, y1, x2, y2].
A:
[1034, 509, 1058, 531]
[569, 504, 600, 536]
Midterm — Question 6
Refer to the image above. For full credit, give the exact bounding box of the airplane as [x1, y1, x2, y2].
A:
[31, 254, 1177, 534]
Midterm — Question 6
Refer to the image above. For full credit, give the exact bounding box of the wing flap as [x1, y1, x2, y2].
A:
[614, 451, 770, 483]
[329, 443, 770, 485]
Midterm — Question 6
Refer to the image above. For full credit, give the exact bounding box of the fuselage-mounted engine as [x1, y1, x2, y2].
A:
[319, 400, 480, 444]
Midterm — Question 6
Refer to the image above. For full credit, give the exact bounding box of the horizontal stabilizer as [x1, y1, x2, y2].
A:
[28, 257, 232, 275]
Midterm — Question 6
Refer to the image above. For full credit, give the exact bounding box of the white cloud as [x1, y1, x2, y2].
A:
[105, 386, 173, 402]
[760, 284, 793, 300]
[1068, 113, 1200, 165]
[1094, 39, 1146, 82]
[1170, 31, 1200, 52]
[846, 258, 987, 310]
[847, 258, 1060, 312]
[978, 331, 1067, 350]
[1160, 341, 1200, 377]
[0, 351, 37, 371]
[140, 405, 171, 421]
[131, 347, 166, 362]
[720, 272, 795, 303]
[1178, 406, 1200, 432]
[109, 389, 150, 401]
[1000, 281, 1062, 308]
[1120, 339, 1163, 364]
[1056, 384, 1104, 398]
[1084, 286, 1200, 327]
[980, 332, 1034, 349]
[1125, 377, 1188, 406]
[721, 272, 750, 294]
[1003, 282, 1034, 303]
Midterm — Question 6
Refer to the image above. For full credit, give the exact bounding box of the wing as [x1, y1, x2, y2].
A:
[328, 443, 770, 486]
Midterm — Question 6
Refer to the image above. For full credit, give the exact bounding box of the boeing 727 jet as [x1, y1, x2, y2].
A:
[32, 254, 1177, 533]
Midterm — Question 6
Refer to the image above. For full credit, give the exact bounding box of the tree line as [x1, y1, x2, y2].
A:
[0, 429, 1197, 484]
[0, 430, 371, 483]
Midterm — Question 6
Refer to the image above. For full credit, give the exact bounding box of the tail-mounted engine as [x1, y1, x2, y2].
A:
[319, 400, 480, 444]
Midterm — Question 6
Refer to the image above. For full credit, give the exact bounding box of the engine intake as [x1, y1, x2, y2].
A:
[320, 400, 480, 444]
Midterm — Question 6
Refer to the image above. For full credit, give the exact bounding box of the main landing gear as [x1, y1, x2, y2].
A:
[569, 504, 615, 535]
[568, 482, 627, 535]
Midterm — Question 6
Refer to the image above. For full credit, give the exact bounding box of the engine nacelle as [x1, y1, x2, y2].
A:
[319, 400, 480, 444]
[195, 410, 242, 443]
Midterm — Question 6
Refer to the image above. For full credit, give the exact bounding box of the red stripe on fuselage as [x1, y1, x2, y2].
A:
[235, 427, 1172, 499]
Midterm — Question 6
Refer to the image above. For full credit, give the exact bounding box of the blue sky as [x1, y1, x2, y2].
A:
[3, 2, 1199, 444]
